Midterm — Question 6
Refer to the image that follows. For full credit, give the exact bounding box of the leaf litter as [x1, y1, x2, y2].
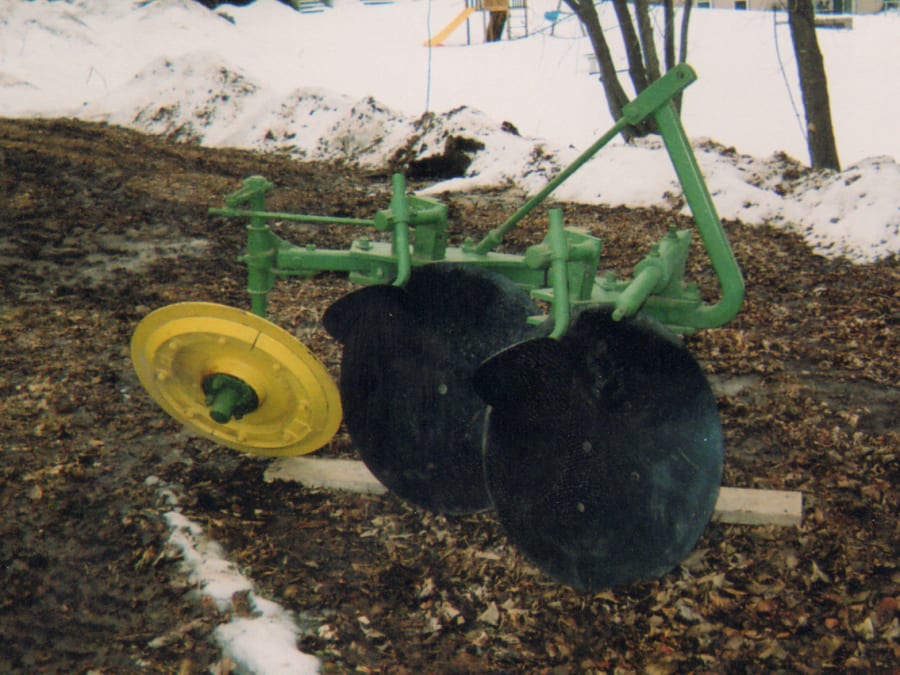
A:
[0, 117, 897, 672]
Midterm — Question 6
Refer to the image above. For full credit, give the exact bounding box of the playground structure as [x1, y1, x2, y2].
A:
[426, 0, 529, 46]
[131, 65, 756, 591]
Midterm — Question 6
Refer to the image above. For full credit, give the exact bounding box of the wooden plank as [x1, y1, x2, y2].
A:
[265, 457, 803, 526]
[712, 486, 803, 527]
[265, 457, 387, 495]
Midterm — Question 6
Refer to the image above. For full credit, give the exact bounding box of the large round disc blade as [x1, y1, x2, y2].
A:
[131, 302, 341, 456]
[474, 307, 723, 590]
[323, 264, 538, 514]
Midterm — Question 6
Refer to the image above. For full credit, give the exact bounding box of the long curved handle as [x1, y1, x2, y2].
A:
[653, 102, 745, 328]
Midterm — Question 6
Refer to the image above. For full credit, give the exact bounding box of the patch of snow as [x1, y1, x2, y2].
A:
[791, 156, 900, 260]
[162, 504, 319, 674]
[81, 53, 262, 142]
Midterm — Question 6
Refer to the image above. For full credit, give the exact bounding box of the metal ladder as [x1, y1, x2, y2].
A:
[505, 0, 529, 39]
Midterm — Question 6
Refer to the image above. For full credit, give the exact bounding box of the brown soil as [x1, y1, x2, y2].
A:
[1, 117, 897, 673]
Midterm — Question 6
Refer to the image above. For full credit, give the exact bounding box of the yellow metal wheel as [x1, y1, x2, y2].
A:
[131, 302, 341, 456]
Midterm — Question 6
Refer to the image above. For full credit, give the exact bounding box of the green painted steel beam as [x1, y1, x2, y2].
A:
[210, 63, 743, 335]
[652, 100, 745, 328]
[210, 207, 376, 228]
[473, 64, 697, 256]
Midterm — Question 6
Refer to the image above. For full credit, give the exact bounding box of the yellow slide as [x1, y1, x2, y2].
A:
[425, 7, 476, 46]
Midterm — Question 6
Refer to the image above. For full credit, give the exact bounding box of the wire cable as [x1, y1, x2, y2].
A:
[425, 0, 433, 112]
[772, 5, 807, 141]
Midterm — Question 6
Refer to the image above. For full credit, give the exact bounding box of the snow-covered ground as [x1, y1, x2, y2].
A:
[154, 477, 321, 674]
[1, 0, 898, 261]
[3, 1, 897, 671]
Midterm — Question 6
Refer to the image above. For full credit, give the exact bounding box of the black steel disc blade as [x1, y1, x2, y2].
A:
[323, 264, 538, 514]
[474, 307, 723, 590]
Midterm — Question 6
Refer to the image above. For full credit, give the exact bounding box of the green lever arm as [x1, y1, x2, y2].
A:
[477, 63, 743, 328]
[474, 117, 630, 255]
[653, 103, 744, 327]
[474, 65, 697, 256]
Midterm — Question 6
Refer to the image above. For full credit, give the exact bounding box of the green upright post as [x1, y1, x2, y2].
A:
[389, 174, 412, 287]
[546, 209, 571, 339]
[231, 176, 277, 317]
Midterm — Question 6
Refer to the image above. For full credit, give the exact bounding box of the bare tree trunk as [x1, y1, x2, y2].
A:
[565, 0, 695, 139]
[788, 0, 840, 170]
[678, 0, 693, 64]
[663, 0, 676, 70]
[674, 0, 694, 113]
[634, 0, 661, 82]
[612, 0, 648, 92]
[563, 0, 649, 140]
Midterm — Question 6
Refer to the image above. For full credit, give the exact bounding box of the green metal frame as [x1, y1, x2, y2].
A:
[209, 64, 744, 336]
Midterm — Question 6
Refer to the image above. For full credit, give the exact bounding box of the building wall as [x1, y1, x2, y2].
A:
[688, 0, 885, 14]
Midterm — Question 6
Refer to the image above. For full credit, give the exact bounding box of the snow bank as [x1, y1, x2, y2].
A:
[2, 0, 897, 264]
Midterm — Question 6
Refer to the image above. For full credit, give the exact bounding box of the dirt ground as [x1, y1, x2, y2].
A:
[1, 117, 897, 673]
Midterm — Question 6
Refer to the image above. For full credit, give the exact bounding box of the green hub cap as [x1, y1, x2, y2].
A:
[203, 373, 260, 424]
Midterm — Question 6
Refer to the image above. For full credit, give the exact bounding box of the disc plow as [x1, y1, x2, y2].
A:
[132, 64, 747, 590]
